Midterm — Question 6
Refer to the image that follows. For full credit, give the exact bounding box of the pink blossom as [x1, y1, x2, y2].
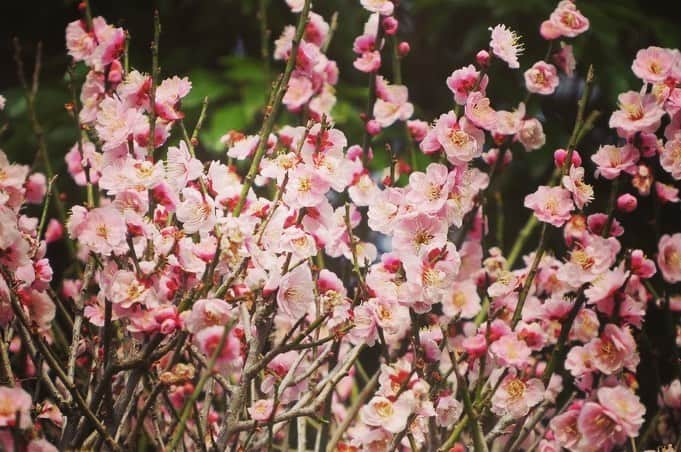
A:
[405, 163, 452, 213]
[360, 0, 394, 16]
[524, 185, 574, 227]
[360, 393, 415, 433]
[176, 188, 216, 234]
[44, 219, 64, 244]
[660, 135, 681, 179]
[578, 386, 645, 450]
[194, 325, 242, 367]
[248, 399, 275, 421]
[446, 65, 488, 105]
[0, 386, 32, 428]
[435, 395, 463, 428]
[609, 91, 665, 135]
[465, 91, 497, 130]
[155, 76, 192, 120]
[589, 324, 638, 375]
[283, 75, 314, 111]
[490, 334, 532, 368]
[561, 165, 593, 209]
[491, 376, 544, 419]
[277, 265, 315, 320]
[95, 96, 146, 150]
[489, 24, 523, 69]
[517, 118, 546, 151]
[392, 212, 447, 258]
[552, 42, 576, 76]
[421, 112, 485, 165]
[632, 46, 674, 83]
[661, 379, 681, 408]
[540, 1, 589, 39]
[655, 181, 680, 203]
[549, 405, 582, 449]
[182, 298, 234, 334]
[284, 164, 331, 208]
[441, 279, 481, 319]
[657, 233, 681, 283]
[524, 61, 560, 95]
[373, 84, 414, 127]
[25, 173, 47, 204]
[590, 144, 639, 180]
[69, 206, 127, 256]
[354, 51, 381, 73]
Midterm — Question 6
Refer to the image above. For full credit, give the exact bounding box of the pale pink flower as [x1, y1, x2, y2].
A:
[490, 334, 532, 368]
[155, 76, 191, 121]
[578, 386, 645, 450]
[176, 188, 216, 234]
[657, 233, 681, 283]
[435, 395, 463, 428]
[360, 393, 415, 434]
[248, 399, 275, 421]
[373, 84, 414, 127]
[66, 20, 96, 62]
[95, 96, 146, 150]
[182, 298, 233, 334]
[44, 219, 64, 244]
[661, 379, 681, 408]
[562, 165, 593, 209]
[540, 1, 589, 39]
[465, 91, 497, 130]
[609, 91, 665, 135]
[588, 324, 638, 375]
[491, 376, 544, 419]
[354, 50, 381, 73]
[655, 181, 680, 203]
[27, 439, 59, 452]
[283, 75, 314, 111]
[348, 173, 381, 207]
[493, 103, 526, 136]
[25, 173, 47, 204]
[590, 144, 639, 180]
[524, 61, 560, 95]
[549, 405, 582, 450]
[446, 65, 488, 105]
[194, 325, 241, 367]
[660, 135, 681, 179]
[421, 112, 485, 165]
[367, 187, 403, 234]
[489, 24, 524, 69]
[285, 0, 304, 12]
[277, 265, 315, 320]
[69, 206, 127, 256]
[165, 141, 204, 191]
[392, 212, 447, 258]
[517, 118, 546, 151]
[441, 279, 481, 319]
[360, 0, 394, 16]
[0, 386, 32, 428]
[283, 164, 331, 208]
[632, 46, 674, 83]
[405, 163, 452, 214]
[524, 185, 574, 227]
[226, 134, 260, 160]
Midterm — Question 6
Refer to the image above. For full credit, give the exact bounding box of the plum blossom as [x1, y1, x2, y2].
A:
[524, 61, 560, 95]
[591, 144, 639, 180]
[524, 185, 574, 227]
[632, 46, 675, 83]
[491, 376, 544, 419]
[360, 393, 415, 433]
[657, 233, 681, 283]
[540, 1, 589, 40]
[489, 24, 524, 69]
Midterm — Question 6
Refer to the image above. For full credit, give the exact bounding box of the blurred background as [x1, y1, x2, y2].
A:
[1, 0, 681, 431]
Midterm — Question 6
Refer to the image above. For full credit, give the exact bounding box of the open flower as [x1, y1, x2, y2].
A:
[524, 61, 560, 95]
[524, 185, 574, 227]
[491, 376, 544, 419]
[360, 393, 416, 433]
[657, 233, 681, 283]
[489, 24, 523, 69]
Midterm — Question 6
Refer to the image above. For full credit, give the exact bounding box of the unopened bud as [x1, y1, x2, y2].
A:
[617, 193, 638, 213]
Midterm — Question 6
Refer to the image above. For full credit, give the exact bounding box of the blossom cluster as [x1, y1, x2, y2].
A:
[0, 0, 679, 451]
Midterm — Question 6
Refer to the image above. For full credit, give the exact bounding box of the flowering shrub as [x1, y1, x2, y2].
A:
[0, 0, 680, 450]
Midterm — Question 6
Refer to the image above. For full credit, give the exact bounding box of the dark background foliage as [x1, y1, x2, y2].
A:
[1, 0, 681, 432]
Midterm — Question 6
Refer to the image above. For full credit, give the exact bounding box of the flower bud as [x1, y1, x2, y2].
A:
[617, 193, 638, 212]
[382, 17, 399, 35]
[397, 41, 410, 57]
[553, 149, 581, 168]
[366, 119, 381, 136]
[476, 50, 490, 67]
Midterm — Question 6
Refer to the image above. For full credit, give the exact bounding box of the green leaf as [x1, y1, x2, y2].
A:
[184, 69, 232, 108]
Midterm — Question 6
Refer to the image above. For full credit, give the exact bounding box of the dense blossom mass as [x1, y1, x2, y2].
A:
[0, 0, 680, 450]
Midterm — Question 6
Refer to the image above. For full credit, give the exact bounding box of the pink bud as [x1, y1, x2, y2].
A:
[366, 119, 381, 136]
[476, 50, 490, 67]
[617, 194, 637, 212]
[108, 59, 123, 84]
[397, 41, 410, 57]
[382, 17, 399, 35]
[553, 149, 580, 168]
[25, 173, 47, 204]
[45, 219, 64, 244]
[553, 149, 568, 168]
